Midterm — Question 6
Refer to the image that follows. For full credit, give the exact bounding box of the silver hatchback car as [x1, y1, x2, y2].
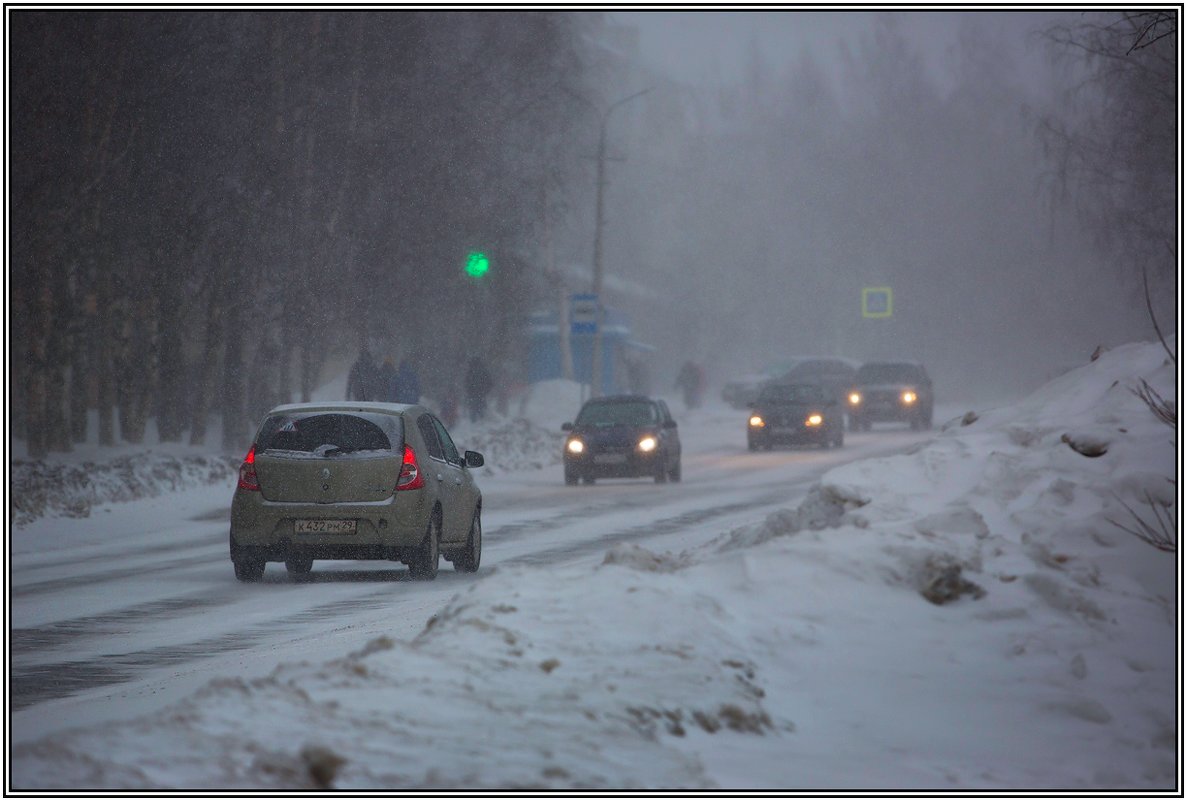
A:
[229, 402, 484, 582]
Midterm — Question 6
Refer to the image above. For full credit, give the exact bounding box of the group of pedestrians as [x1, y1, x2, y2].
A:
[350, 347, 702, 420]
[346, 349, 496, 424]
[346, 349, 421, 405]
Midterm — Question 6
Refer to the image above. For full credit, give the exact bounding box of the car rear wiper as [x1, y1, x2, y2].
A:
[319, 445, 358, 457]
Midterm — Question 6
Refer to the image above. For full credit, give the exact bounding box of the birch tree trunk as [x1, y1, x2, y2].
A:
[220, 282, 246, 452]
[188, 284, 223, 446]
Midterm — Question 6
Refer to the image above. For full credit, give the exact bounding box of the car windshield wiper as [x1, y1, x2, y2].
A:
[319, 445, 358, 457]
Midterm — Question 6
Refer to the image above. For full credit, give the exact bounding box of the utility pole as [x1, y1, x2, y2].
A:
[590, 87, 651, 398]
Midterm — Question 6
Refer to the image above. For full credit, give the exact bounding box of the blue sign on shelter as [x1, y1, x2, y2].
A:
[526, 306, 654, 396]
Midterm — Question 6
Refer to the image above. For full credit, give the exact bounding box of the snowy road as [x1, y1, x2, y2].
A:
[11, 410, 940, 746]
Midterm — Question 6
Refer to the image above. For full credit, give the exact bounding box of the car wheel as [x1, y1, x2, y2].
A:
[564, 466, 578, 486]
[453, 509, 482, 573]
[408, 510, 440, 580]
[669, 459, 682, 483]
[233, 557, 265, 582]
[654, 459, 668, 483]
[582, 476, 596, 485]
[747, 438, 758, 452]
[230, 531, 264, 582]
[834, 427, 844, 448]
[285, 556, 313, 579]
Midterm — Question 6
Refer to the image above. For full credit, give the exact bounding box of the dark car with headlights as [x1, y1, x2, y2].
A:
[562, 395, 681, 484]
[846, 361, 934, 430]
[229, 402, 484, 582]
[782, 358, 859, 407]
[747, 382, 843, 450]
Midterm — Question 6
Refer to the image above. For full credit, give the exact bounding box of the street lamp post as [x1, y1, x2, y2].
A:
[590, 87, 651, 398]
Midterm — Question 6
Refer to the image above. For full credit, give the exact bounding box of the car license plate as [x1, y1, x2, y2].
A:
[594, 453, 627, 465]
[295, 519, 357, 534]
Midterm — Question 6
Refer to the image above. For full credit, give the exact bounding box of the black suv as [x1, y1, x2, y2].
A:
[781, 358, 858, 404]
[848, 361, 934, 430]
[562, 395, 681, 485]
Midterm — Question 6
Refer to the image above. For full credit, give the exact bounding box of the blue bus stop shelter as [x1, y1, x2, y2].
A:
[526, 308, 654, 396]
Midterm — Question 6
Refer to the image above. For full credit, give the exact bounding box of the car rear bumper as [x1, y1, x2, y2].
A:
[230, 490, 429, 559]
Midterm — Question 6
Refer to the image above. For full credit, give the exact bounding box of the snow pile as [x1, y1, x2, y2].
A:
[10, 453, 238, 527]
[13, 559, 778, 789]
[449, 417, 566, 476]
[444, 379, 584, 475]
[10, 342, 1178, 790]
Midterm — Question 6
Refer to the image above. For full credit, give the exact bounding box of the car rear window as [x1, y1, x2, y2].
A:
[576, 401, 657, 426]
[255, 412, 404, 455]
[857, 364, 920, 384]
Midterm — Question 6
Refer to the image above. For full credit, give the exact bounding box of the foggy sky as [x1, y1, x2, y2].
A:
[613, 10, 1067, 95]
[587, 10, 1167, 404]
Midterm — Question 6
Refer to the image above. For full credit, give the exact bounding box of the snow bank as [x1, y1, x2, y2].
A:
[10, 453, 238, 527]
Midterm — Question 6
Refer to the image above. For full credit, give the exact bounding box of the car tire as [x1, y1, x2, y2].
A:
[747, 438, 758, 452]
[669, 459, 682, 483]
[582, 476, 596, 485]
[453, 509, 481, 573]
[233, 557, 265, 582]
[654, 459, 668, 484]
[564, 465, 578, 486]
[834, 427, 844, 448]
[408, 510, 440, 580]
[230, 531, 265, 582]
[285, 556, 313, 579]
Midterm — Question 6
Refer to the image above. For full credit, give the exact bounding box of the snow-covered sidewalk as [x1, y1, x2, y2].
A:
[10, 342, 1178, 790]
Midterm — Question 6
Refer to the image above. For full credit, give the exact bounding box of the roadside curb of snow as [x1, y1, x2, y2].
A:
[10, 453, 239, 527]
[454, 417, 565, 475]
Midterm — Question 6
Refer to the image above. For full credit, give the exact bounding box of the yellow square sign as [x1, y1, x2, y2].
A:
[862, 287, 893, 318]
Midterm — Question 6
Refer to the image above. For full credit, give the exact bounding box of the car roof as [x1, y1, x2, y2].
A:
[265, 401, 421, 417]
[859, 360, 926, 368]
[581, 394, 655, 405]
[790, 356, 860, 369]
[763, 381, 827, 391]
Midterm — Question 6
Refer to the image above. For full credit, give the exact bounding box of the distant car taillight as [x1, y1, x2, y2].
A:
[237, 445, 261, 491]
[396, 444, 424, 490]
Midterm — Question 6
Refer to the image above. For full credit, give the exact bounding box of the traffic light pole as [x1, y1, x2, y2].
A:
[590, 88, 650, 399]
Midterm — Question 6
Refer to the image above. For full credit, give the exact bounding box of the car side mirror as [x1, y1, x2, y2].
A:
[561, 422, 573, 431]
[464, 450, 485, 468]
[664, 419, 677, 429]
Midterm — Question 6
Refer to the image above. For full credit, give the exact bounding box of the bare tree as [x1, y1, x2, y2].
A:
[1040, 12, 1178, 292]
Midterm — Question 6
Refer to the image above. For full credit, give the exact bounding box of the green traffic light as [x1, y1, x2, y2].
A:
[465, 251, 490, 278]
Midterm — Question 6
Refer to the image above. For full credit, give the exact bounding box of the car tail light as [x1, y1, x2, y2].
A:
[396, 444, 424, 490]
[238, 445, 261, 491]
